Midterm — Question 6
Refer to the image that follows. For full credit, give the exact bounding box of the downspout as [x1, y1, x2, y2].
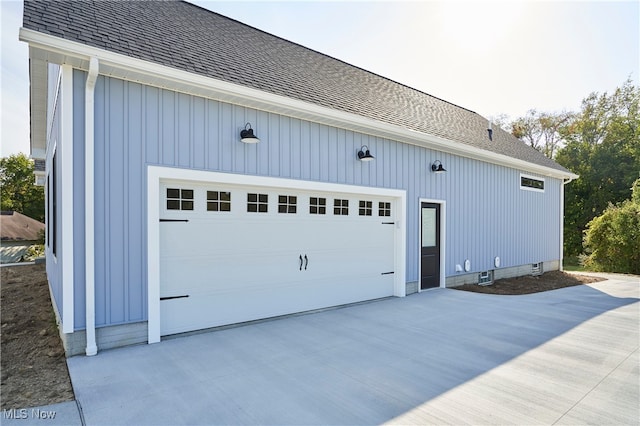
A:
[85, 57, 99, 356]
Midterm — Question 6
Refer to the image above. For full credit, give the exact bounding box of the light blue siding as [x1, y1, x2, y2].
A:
[73, 73, 562, 329]
[46, 66, 62, 319]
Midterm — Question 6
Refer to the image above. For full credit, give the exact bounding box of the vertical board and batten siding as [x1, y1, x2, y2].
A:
[45, 64, 62, 318]
[72, 72, 561, 329]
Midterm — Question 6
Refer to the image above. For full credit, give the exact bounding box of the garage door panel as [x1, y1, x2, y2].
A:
[300, 247, 394, 280]
[159, 180, 399, 336]
[161, 252, 303, 294]
[160, 273, 395, 336]
[161, 221, 302, 257]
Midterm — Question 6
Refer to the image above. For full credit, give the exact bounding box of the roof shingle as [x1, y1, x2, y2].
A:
[23, 0, 570, 173]
[0, 211, 45, 241]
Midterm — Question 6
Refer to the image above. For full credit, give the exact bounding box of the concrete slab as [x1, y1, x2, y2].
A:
[67, 276, 639, 425]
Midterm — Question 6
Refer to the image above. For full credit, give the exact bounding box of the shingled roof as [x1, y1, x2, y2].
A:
[0, 211, 45, 241]
[23, 0, 571, 174]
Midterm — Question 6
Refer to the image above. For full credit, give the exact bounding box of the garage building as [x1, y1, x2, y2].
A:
[20, 0, 578, 356]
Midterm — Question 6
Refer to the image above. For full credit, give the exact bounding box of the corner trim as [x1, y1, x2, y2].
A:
[60, 65, 74, 333]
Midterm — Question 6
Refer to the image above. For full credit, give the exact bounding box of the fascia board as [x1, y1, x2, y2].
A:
[28, 55, 48, 157]
[20, 28, 579, 181]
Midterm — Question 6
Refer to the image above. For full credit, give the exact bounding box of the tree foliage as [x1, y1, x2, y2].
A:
[0, 153, 45, 222]
[582, 179, 640, 274]
[555, 78, 640, 257]
[511, 109, 574, 158]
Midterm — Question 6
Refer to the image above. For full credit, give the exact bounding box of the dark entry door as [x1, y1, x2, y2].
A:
[420, 202, 440, 290]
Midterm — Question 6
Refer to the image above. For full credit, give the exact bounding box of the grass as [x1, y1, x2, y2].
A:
[563, 255, 588, 272]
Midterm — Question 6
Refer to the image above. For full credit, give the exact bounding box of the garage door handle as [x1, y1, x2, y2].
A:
[304, 255, 308, 270]
[299, 255, 303, 271]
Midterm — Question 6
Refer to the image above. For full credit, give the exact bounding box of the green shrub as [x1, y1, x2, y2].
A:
[24, 244, 45, 261]
[583, 179, 640, 274]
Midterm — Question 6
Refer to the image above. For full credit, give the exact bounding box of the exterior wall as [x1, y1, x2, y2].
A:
[45, 64, 62, 319]
[71, 72, 563, 330]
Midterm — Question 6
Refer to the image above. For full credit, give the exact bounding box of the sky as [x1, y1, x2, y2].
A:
[1, 0, 638, 157]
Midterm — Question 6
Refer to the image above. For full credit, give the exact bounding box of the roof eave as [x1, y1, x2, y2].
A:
[19, 28, 578, 180]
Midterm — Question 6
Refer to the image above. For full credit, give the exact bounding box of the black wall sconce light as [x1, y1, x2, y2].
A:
[431, 160, 446, 173]
[240, 123, 260, 144]
[357, 145, 374, 162]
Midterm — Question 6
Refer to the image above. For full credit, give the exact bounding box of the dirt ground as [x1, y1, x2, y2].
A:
[0, 263, 74, 410]
[0, 264, 605, 410]
[453, 270, 605, 294]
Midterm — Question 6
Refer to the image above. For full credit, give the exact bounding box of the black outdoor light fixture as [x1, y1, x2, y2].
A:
[357, 145, 374, 162]
[431, 160, 446, 173]
[240, 122, 260, 144]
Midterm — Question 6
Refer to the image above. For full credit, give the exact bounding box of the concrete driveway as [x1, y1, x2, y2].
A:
[63, 275, 638, 425]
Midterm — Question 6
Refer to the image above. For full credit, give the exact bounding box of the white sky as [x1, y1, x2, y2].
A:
[1, 0, 638, 157]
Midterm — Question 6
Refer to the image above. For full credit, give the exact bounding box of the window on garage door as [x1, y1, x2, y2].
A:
[278, 195, 297, 213]
[333, 199, 349, 215]
[309, 197, 326, 215]
[207, 191, 231, 212]
[379, 202, 391, 217]
[359, 200, 373, 216]
[167, 188, 194, 210]
[247, 193, 268, 213]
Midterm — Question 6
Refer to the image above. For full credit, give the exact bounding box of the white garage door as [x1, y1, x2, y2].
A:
[159, 180, 397, 336]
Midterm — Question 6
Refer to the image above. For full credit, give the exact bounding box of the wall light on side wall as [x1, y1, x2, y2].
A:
[357, 145, 375, 162]
[431, 160, 446, 173]
[240, 123, 260, 143]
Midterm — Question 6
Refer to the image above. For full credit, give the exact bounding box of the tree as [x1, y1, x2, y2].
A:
[582, 179, 640, 274]
[510, 109, 574, 158]
[0, 153, 45, 222]
[555, 79, 640, 257]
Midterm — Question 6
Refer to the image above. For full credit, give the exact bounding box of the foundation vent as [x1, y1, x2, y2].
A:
[478, 270, 493, 286]
[531, 263, 543, 276]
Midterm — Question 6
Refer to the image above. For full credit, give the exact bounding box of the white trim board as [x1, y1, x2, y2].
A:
[147, 166, 407, 344]
[20, 28, 579, 181]
[60, 65, 74, 333]
[417, 198, 447, 290]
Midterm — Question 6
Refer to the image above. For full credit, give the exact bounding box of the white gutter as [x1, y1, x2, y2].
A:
[19, 28, 579, 181]
[85, 57, 99, 356]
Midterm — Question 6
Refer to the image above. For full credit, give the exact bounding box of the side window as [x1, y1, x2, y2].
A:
[247, 193, 268, 213]
[46, 176, 50, 248]
[167, 188, 194, 211]
[520, 174, 545, 192]
[51, 152, 57, 256]
[278, 195, 297, 214]
[359, 200, 372, 216]
[309, 197, 326, 215]
[378, 202, 391, 217]
[333, 199, 349, 216]
[207, 191, 231, 212]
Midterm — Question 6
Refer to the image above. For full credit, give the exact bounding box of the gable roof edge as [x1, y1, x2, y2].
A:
[20, 27, 578, 181]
